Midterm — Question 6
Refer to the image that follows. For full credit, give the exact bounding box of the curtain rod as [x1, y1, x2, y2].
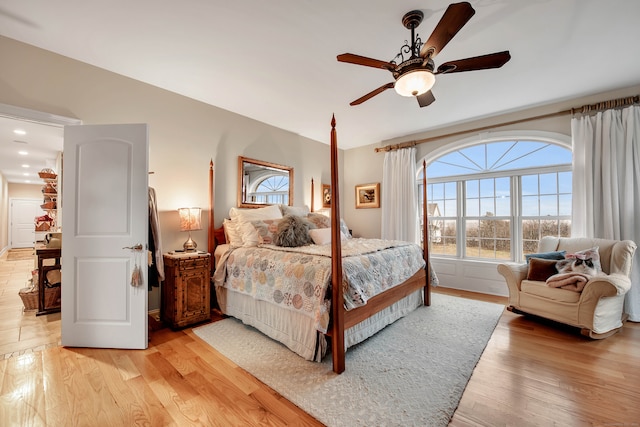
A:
[375, 94, 640, 153]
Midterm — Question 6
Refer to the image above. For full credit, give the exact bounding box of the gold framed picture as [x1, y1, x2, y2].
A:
[355, 183, 380, 209]
[322, 184, 331, 208]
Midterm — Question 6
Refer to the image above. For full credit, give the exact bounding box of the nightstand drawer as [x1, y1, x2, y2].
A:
[179, 257, 208, 270]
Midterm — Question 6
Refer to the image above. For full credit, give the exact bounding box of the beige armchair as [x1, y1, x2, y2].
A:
[497, 236, 637, 339]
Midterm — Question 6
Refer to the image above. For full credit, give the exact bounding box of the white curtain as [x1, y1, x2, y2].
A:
[571, 105, 640, 321]
[381, 147, 419, 243]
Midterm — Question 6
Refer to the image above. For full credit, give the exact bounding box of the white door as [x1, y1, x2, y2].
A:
[10, 198, 45, 248]
[62, 124, 148, 349]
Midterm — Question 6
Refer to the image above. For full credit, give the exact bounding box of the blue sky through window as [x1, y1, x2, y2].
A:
[427, 141, 572, 178]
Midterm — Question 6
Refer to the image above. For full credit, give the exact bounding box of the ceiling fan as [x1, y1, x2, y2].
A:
[337, 1, 511, 107]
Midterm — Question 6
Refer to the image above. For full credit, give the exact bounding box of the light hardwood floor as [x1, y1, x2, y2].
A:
[1, 250, 639, 426]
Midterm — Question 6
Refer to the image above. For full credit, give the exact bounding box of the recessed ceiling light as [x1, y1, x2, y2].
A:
[18, 150, 28, 155]
[23, 172, 29, 176]
[25, 180, 31, 183]
[14, 129, 26, 135]
[21, 164, 29, 168]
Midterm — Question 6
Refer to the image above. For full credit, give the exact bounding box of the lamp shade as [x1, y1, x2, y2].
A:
[178, 207, 202, 231]
[394, 70, 436, 97]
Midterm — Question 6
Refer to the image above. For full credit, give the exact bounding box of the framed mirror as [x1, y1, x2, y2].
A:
[237, 156, 293, 208]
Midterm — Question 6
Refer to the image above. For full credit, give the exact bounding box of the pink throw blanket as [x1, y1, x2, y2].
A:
[546, 272, 592, 292]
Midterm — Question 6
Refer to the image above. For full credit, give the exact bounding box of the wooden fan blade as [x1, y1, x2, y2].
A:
[435, 51, 511, 74]
[350, 82, 395, 106]
[337, 53, 395, 71]
[420, 2, 475, 59]
[417, 90, 436, 108]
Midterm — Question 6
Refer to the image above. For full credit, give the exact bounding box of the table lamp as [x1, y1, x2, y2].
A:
[178, 207, 202, 251]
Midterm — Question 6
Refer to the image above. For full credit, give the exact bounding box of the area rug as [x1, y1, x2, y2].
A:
[6, 249, 34, 261]
[193, 293, 504, 427]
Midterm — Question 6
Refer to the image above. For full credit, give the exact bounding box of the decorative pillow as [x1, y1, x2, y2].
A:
[229, 205, 283, 246]
[251, 218, 281, 245]
[237, 221, 261, 247]
[340, 218, 352, 238]
[309, 228, 348, 245]
[526, 257, 559, 281]
[213, 226, 226, 245]
[274, 215, 316, 247]
[525, 250, 566, 264]
[566, 246, 602, 273]
[306, 212, 331, 229]
[280, 205, 310, 217]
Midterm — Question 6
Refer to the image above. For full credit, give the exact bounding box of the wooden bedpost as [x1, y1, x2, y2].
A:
[330, 115, 345, 374]
[208, 160, 215, 276]
[422, 160, 431, 307]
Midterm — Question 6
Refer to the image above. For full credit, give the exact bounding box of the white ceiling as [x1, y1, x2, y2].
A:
[0, 116, 63, 184]
[1, 0, 640, 183]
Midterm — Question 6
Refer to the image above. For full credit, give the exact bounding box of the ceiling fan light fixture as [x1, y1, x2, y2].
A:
[394, 70, 435, 97]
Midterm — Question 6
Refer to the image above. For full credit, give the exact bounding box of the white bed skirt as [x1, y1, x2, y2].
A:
[216, 285, 424, 361]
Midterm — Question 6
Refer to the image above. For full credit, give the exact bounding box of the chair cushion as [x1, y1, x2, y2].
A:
[521, 280, 581, 303]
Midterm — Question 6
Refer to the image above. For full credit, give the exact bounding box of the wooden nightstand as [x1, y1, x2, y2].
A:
[161, 252, 211, 329]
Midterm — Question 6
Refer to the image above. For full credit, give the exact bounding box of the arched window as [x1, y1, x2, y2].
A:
[249, 174, 290, 204]
[419, 133, 572, 262]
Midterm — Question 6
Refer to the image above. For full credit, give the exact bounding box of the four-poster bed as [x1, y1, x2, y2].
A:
[207, 116, 433, 374]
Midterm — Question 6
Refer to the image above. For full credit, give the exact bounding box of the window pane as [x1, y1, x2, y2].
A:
[522, 195, 539, 216]
[480, 198, 494, 216]
[495, 220, 511, 239]
[480, 179, 494, 197]
[466, 198, 479, 216]
[442, 220, 457, 237]
[495, 196, 510, 216]
[431, 183, 444, 200]
[541, 219, 559, 236]
[445, 182, 457, 199]
[444, 200, 457, 217]
[496, 177, 510, 196]
[495, 239, 511, 259]
[466, 180, 479, 198]
[465, 239, 480, 257]
[539, 195, 558, 216]
[539, 173, 557, 194]
[521, 175, 538, 196]
[559, 194, 572, 216]
[558, 171, 572, 193]
[466, 220, 479, 238]
[430, 220, 456, 256]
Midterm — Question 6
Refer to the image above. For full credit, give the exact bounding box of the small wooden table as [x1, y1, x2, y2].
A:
[35, 247, 61, 316]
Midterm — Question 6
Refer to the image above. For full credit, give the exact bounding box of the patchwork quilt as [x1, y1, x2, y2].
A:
[213, 238, 426, 333]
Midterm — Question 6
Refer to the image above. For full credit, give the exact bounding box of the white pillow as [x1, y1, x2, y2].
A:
[309, 228, 348, 245]
[239, 221, 261, 247]
[229, 204, 282, 222]
[223, 218, 243, 247]
[280, 205, 310, 217]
